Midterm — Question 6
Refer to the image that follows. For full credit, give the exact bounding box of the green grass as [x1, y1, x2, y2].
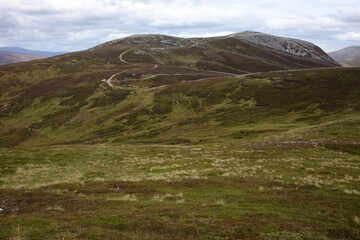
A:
[2, 67, 359, 147]
[154, 51, 202, 68]
[0, 143, 359, 239]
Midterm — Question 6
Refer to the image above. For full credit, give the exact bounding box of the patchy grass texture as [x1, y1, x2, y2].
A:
[0, 39, 359, 239]
[0, 142, 359, 239]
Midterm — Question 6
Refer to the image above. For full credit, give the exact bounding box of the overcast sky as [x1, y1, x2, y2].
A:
[0, 0, 359, 52]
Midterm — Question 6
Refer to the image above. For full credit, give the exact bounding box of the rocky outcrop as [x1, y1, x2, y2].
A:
[231, 31, 340, 66]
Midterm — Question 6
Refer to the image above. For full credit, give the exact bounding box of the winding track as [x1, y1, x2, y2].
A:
[119, 48, 133, 64]
[106, 70, 129, 88]
[105, 48, 232, 88]
[105, 47, 341, 89]
[105, 49, 132, 88]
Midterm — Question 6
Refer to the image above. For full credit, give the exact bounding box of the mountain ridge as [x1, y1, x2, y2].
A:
[92, 31, 340, 67]
[337, 56, 360, 67]
[0, 47, 67, 58]
[328, 45, 360, 60]
[0, 51, 46, 66]
[328, 45, 360, 67]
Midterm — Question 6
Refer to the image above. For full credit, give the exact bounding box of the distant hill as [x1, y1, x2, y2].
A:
[0, 31, 345, 146]
[0, 47, 67, 58]
[336, 56, 360, 67]
[328, 46, 360, 60]
[93, 31, 340, 68]
[0, 51, 46, 66]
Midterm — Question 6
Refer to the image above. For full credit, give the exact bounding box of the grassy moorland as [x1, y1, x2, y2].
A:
[0, 143, 360, 239]
[0, 67, 359, 239]
[1, 66, 359, 146]
[0, 36, 359, 239]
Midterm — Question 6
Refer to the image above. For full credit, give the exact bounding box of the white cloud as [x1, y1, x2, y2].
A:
[174, 31, 235, 38]
[266, 16, 344, 32]
[333, 31, 360, 41]
[344, 5, 360, 22]
[0, 0, 359, 51]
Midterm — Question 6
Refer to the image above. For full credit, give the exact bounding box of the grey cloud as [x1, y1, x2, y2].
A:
[344, 6, 360, 22]
[0, 0, 359, 52]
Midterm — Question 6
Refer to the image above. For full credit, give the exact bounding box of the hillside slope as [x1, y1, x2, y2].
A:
[0, 51, 46, 66]
[0, 32, 349, 147]
[328, 45, 360, 60]
[0, 62, 358, 147]
[0, 47, 67, 57]
[337, 56, 360, 67]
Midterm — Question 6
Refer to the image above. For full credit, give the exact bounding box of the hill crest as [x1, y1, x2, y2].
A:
[92, 31, 339, 67]
[230, 31, 339, 65]
[328, 45, 360, 60]
[0, 51, 46, 66]
[90, 31, 340, 66]
[0, 47, 67, 58]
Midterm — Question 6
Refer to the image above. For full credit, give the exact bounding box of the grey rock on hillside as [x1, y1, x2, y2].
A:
[231, 31, 340, 66]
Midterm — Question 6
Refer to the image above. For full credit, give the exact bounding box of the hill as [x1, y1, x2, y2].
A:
[92, 32, 340, 70]
[0, 51, 46, 66]
[0, 47, 67, 57]
[337, 56, 360, 67]
[0, 32, 359, 240]
[231, 31, 338, 65]
[328, 45, 360, 60]
[0, 32, 344, 147]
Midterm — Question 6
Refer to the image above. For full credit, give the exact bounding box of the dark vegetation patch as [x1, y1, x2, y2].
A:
[1, 70, 117, 116]
[123, 108, 151, 125]
[0, 128, 34, 147]
[34, 101, 87, 129]
[112, 125, 175, 143]
[48, 181, 159, 195]
[229, 129, 283, 139]
[125, 137, 191, 145]
[324, 142, 360, 155]
[89, 126, 126, 141]
[152, 95, 173, 115]
[90, 89, 131, 108]
[208, 50, 285, 72]
[91, 46, 127, 63]
[196, 60, 248, 74]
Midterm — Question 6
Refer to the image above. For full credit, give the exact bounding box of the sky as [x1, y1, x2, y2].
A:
[0, 0, 359, 52]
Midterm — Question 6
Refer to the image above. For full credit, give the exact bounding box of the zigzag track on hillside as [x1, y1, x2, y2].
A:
[105, 66, 230, 89]
[106, 70, 129, 88]
[106, 63, 341, 90]
[106, 52, 238, 89]
[119, 48, 133, 63]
